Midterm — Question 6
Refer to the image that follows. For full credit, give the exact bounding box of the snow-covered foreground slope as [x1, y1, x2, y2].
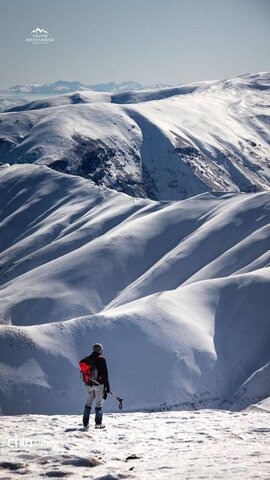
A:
[0, 73, 269, 199]
[0, 164, 269, 414]
[0, 410, 270, 479]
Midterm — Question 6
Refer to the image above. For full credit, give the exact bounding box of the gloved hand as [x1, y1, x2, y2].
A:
[103, 387, 108, 400]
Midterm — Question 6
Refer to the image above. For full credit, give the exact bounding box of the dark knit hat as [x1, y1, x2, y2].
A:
[93, 343, 103, 353]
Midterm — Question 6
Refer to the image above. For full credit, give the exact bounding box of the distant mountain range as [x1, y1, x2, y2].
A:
[1, 80, 171, 96]
[0, 72, 269, 200]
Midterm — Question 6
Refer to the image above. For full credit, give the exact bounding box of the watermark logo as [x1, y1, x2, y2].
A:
[2, 433, 64, 454]
[26, 27, 54, 45]
[31, 28, 48, 35]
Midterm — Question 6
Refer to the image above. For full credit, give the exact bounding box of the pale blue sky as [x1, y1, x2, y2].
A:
[0, 0, 269, 88]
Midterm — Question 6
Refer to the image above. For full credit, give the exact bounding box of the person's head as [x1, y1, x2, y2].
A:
[92, 343, 103, 354]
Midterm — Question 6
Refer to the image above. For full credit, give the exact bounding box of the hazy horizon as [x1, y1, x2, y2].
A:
[0, 0, 270, 89]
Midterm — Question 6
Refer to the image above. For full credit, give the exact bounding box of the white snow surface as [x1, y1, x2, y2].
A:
[0, 164, 269, 415]
[0, 410, 269, 479]
[0, 73, 269, 199]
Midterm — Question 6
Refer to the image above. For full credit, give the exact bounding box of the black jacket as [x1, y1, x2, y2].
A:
[82, 351, 110, 391]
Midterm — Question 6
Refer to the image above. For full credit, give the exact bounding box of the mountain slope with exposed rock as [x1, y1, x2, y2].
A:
[0, 73, 269, 200]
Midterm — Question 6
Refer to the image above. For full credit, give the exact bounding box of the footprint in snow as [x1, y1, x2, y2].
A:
[0, 461, 27, 471]
[61, 456, 104, 467]
[43, 472, 71, 478]
[252, 427, 270, 433]
[64, 427, 87, 432]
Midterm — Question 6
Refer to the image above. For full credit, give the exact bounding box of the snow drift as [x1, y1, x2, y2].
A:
[0, 164, 269, 414]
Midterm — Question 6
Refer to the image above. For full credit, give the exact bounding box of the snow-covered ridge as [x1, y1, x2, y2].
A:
[0, 72, 269, 200]
[0, 164, 269, 414]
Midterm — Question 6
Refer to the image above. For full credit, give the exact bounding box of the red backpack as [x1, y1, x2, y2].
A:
[79, 356, 99, 386]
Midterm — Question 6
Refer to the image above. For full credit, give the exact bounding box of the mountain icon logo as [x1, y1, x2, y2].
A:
[31, 28, 48, 35]
[26, 27, 54, 44]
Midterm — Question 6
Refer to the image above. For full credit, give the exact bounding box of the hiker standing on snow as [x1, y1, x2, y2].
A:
[79, 343, 110, 429]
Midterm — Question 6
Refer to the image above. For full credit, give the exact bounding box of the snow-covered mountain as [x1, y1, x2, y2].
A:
[0, 164, 269, 414]
[0, 80, 169, 113]
[1, 80, 170, 96]
[0, 73, 269, 200]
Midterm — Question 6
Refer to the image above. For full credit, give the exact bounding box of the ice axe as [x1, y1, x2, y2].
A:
[110, 391, 123, 410]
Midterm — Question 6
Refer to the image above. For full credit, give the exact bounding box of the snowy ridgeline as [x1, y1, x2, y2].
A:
[0, 164, 269, 415]
[0, 407, 270, 480]
[0, 73, 269, 200]
[0, 79, 169, 96]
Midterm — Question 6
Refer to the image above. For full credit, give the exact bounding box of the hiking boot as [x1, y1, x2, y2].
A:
[83, 405, 91, 427]
[83, 416, 89, 427]
[95, 407, 103, 425]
